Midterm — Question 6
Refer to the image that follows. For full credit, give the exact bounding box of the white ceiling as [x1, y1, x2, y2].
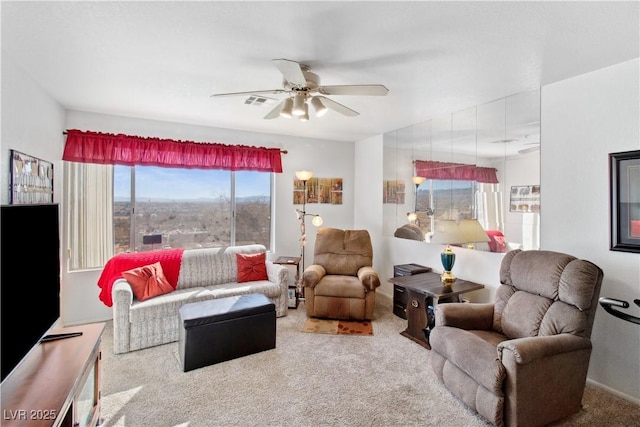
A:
[2, 1, 639, 146]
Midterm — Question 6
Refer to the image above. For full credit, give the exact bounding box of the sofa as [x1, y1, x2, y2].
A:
[104, 244, 288, 354]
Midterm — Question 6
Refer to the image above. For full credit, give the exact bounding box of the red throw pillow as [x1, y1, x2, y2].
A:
[493, 235, 507, 253]
[122, 262, 174, 301]
[237, 252, 268, 283]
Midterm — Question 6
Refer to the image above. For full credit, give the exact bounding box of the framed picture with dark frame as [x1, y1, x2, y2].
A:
[10, 150, 54, 205]
[609, 150, 640, 253]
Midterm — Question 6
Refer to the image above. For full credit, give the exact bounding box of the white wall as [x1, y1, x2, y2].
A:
[1, 55, 66, 325]
[541, 58, 640, 402]
[354, 135, 384, 273]
[1, 55, 65, 206]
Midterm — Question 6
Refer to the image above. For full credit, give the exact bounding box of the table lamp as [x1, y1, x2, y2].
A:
[430, 219, 466, 285]
[458, 219, 490, 249]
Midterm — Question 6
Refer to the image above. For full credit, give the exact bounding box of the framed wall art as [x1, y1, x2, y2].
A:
[509, 185, 540, 213]
[10, 150, 54, 205]
[293, 177, 343, 205]
[609, 150, 640, 253]
[383, 180, 405, 204]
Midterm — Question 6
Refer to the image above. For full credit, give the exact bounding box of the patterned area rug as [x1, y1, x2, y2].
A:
[301, 318, 373, 335]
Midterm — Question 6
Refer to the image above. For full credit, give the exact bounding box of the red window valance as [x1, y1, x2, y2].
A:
[62, 129, 283, 173]
[414, 160, 498, 184]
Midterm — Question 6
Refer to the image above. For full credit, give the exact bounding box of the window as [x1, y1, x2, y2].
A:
[114, 165, 272, 254]
[66, 163, 272, 270]
[415, 179, 475, 234]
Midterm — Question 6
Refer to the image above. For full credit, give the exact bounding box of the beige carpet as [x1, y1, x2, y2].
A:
[98, 296, 640, 427]
[301, 317, 373, 335]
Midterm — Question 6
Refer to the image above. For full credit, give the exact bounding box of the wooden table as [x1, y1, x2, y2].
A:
[388, 272, 484, 349]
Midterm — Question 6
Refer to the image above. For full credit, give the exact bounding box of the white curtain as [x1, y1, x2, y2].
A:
[65, 162, 114, 270]
[477, 183, 503, 232]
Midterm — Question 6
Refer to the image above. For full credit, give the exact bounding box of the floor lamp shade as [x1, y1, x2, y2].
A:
[295, 170, 313, 181]
[411, 176, 426, 186]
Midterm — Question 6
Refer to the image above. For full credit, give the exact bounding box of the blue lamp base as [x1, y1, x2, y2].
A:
[440, 245, 457, 285]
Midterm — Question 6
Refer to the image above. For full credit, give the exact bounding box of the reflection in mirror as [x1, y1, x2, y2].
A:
[383, 88, 540, 252]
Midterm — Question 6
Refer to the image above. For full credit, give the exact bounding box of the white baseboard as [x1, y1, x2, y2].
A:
[586, 378, 640, 405]
[63, 315, 112, 328]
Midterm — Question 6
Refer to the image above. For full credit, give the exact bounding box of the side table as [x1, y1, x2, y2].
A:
[392, 263, 432, 319]
[273, 256, 301, 308]
[388, 272, 484, 349]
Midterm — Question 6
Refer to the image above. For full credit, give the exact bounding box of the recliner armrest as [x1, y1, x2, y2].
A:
[498, 334, 592, 365]
[357, 266, 381, 291]
[302, 264, 326, 288]
[435, 302, 494, 330]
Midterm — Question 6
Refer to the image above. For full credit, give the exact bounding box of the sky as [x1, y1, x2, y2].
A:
[114, 165, 271, 201]
[113, 165, 470, 201]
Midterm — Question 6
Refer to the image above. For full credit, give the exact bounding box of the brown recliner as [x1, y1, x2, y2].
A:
[302, 228, 381, 320]
[430, 249, 604, 427]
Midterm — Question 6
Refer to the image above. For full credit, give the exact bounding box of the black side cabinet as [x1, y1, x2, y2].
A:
[393, 263, 431, 319]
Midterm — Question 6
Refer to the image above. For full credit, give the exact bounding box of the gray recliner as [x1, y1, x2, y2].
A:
[429, 249, 604, 427]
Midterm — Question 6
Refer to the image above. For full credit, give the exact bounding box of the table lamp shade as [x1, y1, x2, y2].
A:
[430, 220, 466, 245]
[458, 219, 490, 248]
[430, 220, 466, 285]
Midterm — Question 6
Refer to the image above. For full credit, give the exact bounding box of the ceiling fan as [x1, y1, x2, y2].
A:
[489, 136, 540, 155]
[210, 59, 389, 121]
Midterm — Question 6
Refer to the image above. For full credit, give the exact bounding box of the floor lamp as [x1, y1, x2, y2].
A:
[407, 176, 425, 223]
[295, 170, 323, 299]
[407, 176, 433, 224]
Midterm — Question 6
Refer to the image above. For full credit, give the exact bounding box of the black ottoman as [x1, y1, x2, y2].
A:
[178, 293, 276, 372]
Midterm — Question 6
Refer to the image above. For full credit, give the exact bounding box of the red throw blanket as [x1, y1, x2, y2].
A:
[97, 248, 184, 307]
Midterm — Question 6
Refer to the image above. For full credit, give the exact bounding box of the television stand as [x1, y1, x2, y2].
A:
[1, 323, 104, 427]
[40, 331, 83, 342]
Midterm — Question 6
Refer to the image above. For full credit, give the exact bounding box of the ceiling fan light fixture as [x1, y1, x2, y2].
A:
[211, 59, 389, 122]
[311, 96, 328, 117]
[280, 97, 294, 118]
[292, 94, 306, 116]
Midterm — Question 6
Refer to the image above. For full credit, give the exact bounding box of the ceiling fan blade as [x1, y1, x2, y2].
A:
[318, 84, 389, 96]
[315, 96, 359, 117]
[210, 89, 286, 98]
[263, 99, 286, 120]
[519, 146, 540, 154]
[272, 59, 307, 87]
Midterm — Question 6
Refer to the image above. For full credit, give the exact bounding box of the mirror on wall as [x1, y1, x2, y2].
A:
[383, 88, 540, 252]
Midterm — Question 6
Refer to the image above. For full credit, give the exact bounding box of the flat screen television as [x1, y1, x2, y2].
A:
[1, 203, 61, 382]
